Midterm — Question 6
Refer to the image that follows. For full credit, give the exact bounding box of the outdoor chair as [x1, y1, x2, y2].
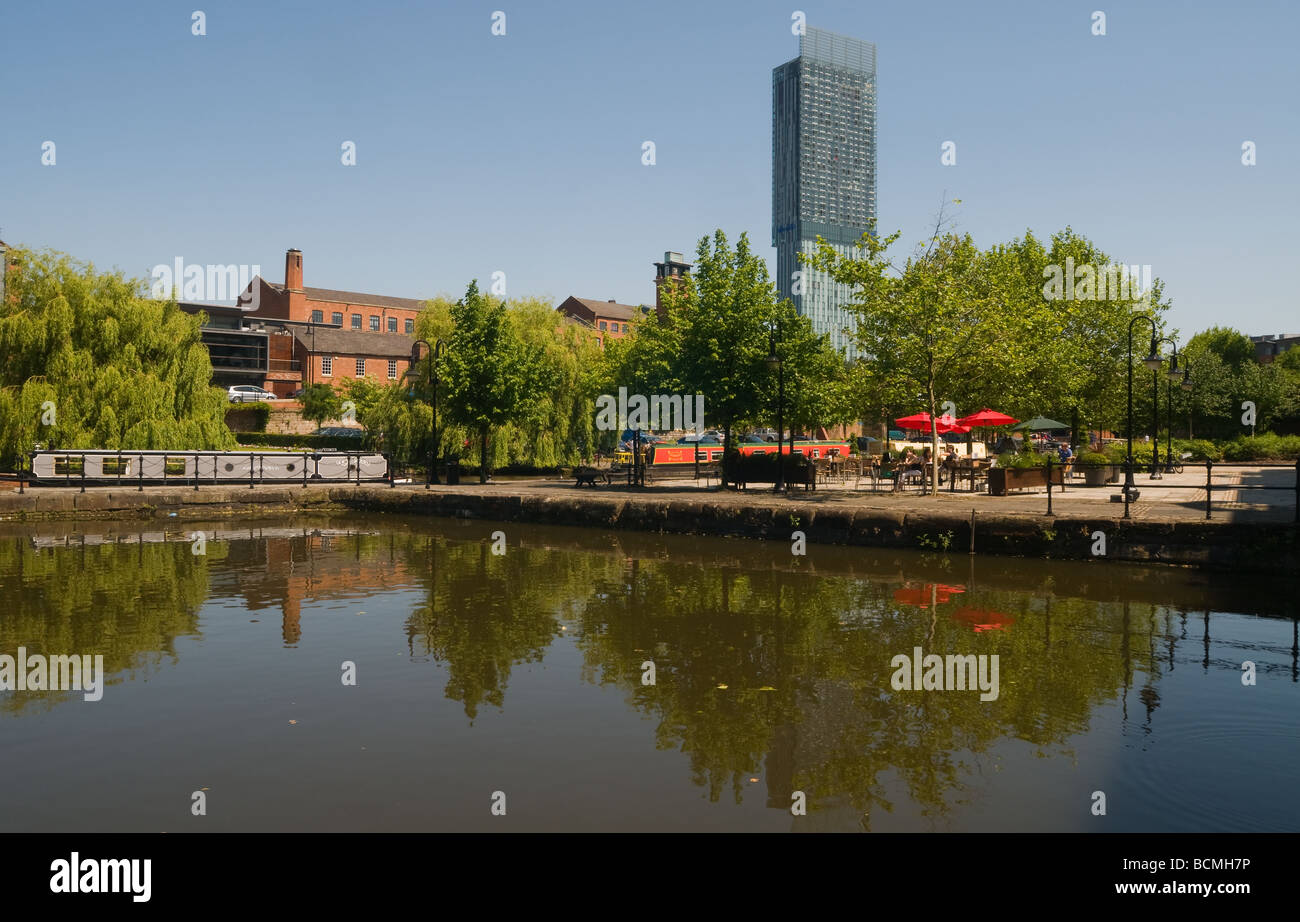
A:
[874, 460, 896, 491]
[895, 464, 924, 492]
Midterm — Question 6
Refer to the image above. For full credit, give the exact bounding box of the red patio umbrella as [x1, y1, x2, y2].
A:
[956, 408, 1019, 427]
[895, 414, 968, 437]
[894, 412, 941, 429]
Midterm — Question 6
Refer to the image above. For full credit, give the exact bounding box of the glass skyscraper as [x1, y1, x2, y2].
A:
[772, 27, 877, 358]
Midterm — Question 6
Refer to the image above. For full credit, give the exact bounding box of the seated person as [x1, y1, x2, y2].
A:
[895, 449, 923, 490]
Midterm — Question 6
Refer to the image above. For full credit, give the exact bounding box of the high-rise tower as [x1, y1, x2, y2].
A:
[772, 26, 877, 358]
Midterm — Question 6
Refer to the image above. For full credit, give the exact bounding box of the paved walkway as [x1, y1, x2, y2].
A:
[423, 464, 1299, 524]
[1, 465, 1295, 524]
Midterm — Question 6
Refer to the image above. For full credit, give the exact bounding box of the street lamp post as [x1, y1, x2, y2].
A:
[407, 339, 444, 487]
[1164, 344, 1182, 472]
[1150, 336, 1176, 479]
[1124, 313, 1162, 518]
[767, 321, 785, 494]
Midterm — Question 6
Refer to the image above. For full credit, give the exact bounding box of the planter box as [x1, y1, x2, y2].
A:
[987, 466, 1064, 496]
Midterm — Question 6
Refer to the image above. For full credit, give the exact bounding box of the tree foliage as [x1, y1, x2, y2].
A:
[625, 230, 852, 475]
[298, 382, 342, 427]
[0, 247, 234, 468]
[808, 207, 1175, 486]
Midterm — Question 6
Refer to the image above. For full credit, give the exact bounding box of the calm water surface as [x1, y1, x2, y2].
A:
[1, 515, 1297, 832]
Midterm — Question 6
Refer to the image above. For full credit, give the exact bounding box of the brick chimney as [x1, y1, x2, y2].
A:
[285, 248, 303, 291]
[285, 248, 307, 322]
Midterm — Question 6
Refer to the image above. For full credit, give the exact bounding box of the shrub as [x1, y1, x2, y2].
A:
[1221, 433, 1300, 461]
[1081, 452, 1111, 466]
[246, 402, 272, 431]
[1010, 452, 1048, 468]
[233, 432, 373, 451]
[1172, 438, 1221, 462]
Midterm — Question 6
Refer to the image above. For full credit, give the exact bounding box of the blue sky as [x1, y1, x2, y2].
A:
[2, 0, 1296, 336]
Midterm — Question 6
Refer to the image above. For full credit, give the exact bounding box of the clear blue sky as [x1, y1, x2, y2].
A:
[3, 0, 1296, 336]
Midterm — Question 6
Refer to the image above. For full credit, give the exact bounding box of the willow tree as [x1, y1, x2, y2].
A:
[0, 247, 234, 468]
[357, 292, 595, 470]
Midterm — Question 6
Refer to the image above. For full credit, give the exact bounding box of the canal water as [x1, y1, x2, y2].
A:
[2, 515, 1297, 832]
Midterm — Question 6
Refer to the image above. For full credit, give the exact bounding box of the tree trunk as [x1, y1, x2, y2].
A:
[928, 383, 940, 496]
[479, 427, 489, 483]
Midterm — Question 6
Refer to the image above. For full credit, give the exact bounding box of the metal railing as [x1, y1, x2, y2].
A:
[1028, 457, 1300, 522]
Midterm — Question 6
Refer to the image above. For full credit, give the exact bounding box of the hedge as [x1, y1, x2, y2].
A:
[233, 432, 372, 451]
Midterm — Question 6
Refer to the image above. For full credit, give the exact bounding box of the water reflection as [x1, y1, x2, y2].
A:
[1, 519, 1297, 831]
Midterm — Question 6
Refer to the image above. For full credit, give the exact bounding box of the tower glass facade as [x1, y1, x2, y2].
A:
[772, 27, 877, 358]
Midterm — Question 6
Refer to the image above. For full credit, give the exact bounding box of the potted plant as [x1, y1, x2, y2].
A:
[1081, 452, 1111, 486]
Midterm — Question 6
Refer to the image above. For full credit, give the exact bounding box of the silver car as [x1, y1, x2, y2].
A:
[227, 385, 277, 403]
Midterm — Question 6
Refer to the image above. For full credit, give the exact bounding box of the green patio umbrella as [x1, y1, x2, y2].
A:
[1010, 416, 1068, 431]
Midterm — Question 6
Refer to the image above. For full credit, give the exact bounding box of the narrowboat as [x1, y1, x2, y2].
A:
[646, 439, 852, 469]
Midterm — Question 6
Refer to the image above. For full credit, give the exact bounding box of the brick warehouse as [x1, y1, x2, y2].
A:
[181, 248, 423, 396]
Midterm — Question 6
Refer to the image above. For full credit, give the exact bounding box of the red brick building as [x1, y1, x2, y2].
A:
[184, 248, 424, 396]
[554, 296, 643, 348]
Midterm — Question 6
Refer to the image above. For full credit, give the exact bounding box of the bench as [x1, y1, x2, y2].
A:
[574, 466, 608, 487]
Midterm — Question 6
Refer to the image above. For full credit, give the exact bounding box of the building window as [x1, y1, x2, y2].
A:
[622, 323, 629, 332]
[331, 311, 343, 326]
[595, 337, 602, 348]
[387, 317, 398, 332]
[321, 356, 332, 376]
[355, 357, 366, 377]
[351, 314, 361, 329]
[598, 321, 607, 331]
[369, 315, 380, 331]
[311, 309, 323, 323]
[404, 318, 414, 334]
[388, 360, 397, 380]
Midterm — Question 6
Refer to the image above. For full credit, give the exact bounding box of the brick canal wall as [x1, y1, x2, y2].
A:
[1, 484, 1296, 574]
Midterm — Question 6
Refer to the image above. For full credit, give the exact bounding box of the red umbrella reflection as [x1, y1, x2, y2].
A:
[951, 607, 1016, 632]
[893, 584, 966, 609]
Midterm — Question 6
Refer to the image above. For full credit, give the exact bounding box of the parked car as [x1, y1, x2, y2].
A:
[227, 385, 277, 403]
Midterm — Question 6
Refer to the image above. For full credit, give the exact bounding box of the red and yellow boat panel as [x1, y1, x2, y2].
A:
[648, 440, 851, 466]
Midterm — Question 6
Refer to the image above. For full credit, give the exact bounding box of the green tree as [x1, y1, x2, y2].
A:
[442, 281, 552, 482]
[806, 205, 1016, 493]
[658, 231, 777, 460]
[298, 382, 342, 428]
[0, 247, 234, 468]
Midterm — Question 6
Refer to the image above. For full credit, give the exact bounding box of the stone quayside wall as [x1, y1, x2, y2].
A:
[2, 485, 1296, 574]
